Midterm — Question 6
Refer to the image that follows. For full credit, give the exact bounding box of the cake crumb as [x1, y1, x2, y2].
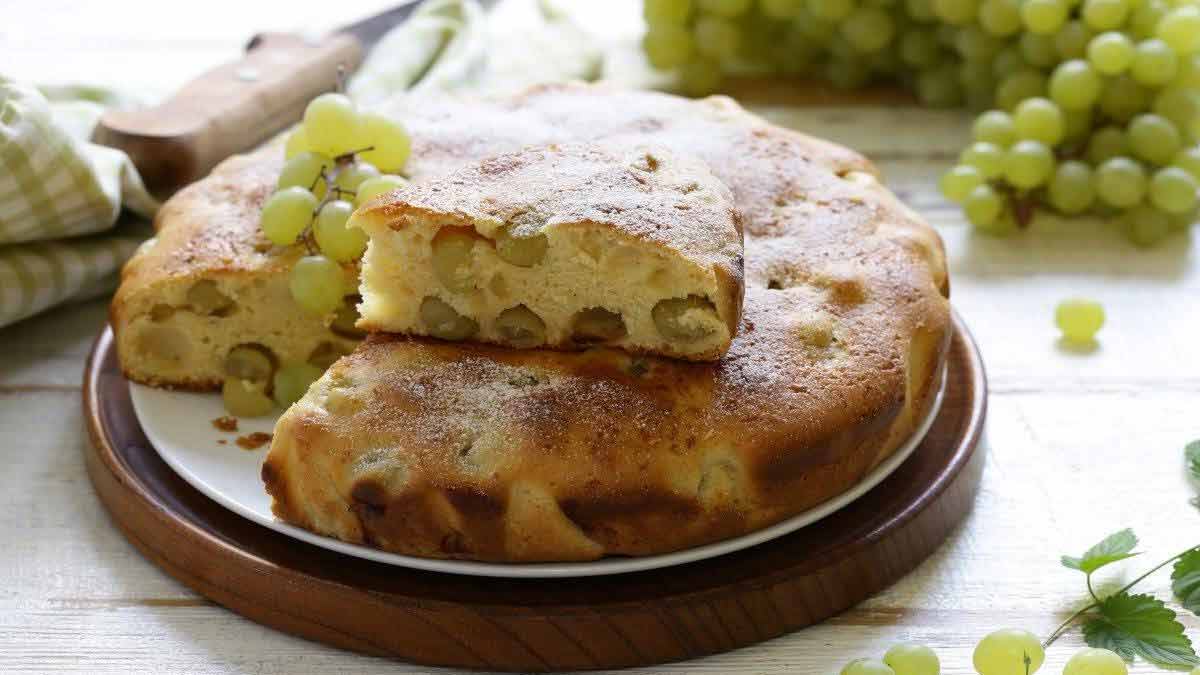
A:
[217, 439, 227, 445]
[211, 416, 238, 432]
[236, 432, 272, 450]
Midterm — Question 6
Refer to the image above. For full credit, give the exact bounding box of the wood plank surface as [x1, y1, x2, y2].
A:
[2, 0, 1198, 673]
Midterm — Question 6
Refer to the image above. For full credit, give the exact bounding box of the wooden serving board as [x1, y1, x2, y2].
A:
[83, 314, 986, 672]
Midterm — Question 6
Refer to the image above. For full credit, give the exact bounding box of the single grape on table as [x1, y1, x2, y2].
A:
[882, 643, 940, 675]
[1056, 298, 1106, 341]
[972, 628, 1045, 675]
[1062, 647, 1127, 675]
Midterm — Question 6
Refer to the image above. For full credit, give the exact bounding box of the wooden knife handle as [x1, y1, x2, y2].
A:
[94, 32, 362, 195]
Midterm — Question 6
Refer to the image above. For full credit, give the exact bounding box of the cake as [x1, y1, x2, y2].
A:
[351, 142, 745, 360]
[258, 84, 952, 562]
[110, 153, 362, 390]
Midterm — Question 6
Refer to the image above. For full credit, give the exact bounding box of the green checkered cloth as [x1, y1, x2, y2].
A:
[0, 0, 600, 330]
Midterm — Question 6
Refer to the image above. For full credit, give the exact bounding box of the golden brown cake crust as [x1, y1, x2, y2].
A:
[262, 83, 952, 562]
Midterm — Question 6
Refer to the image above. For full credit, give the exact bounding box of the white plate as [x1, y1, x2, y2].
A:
[130, 370, 944, 578]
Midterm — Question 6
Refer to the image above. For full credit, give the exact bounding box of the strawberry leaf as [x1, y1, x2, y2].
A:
[1172, 548, 1200, 616]
[1082, 592, 1198, 667]
[1062, 529, 1140, 574]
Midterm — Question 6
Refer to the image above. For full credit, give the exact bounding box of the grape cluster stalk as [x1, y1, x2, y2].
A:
[222, 93, 412, 417]
[643, 0, 1200, 243]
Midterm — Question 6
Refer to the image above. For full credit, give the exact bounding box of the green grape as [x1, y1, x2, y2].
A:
[840, 658, 897, 675]
[1055, 299, 1105, 342]
[1056, 20, 1095, 59]
[1049, 160, 1097, 213]
[333, 160, 380, 194]
[284, 127, 309, 159]
[644, 24, 696, 68]
[355, 174, 408, 207]
[974, 109, 1018, 145]
[679, 57, 723, 95]
[222, 378, 275, 417]
[992, 46, 1026, 77]
[932, 0, 979, 24]
[1149, 166, 1200, 212]
[1020, 31, 1059, 67]
[1088, 125, 1129, 163]
[1063, 106, 1094, 141]
[277, 151, 332, 197]
[827, 57, 873, 89]
[357, 111, 411, 173]
[964, 183, 1006, 229]
[1168, 206, 1198, 230]
[761, 0, 804, 17]
[842, 6, 896, 52]
[1082, 0, 1130, 30]
[645, 0, 693, 24]
[979, 0, 1023, 35]
[1063, 648, 1127, 675]
[1049, 59, 1102, 109]
[693, 15, 741, 58]
[260, 187, 318, 246]
[1122, 204, 1171, 245]
[272, 362, 324, 408]
[973, 629, 1045, 675]
[698, 0, 752, 15]
[1004, 139, 1056, 188]
[965, 80, 998, 111]
[1131, 0, 1169, 39]
[1153, 86, 1200, 131]
[1176, 52, 1200, 87]
[1014, 97, 1065, 144]
[1173, 145, 1200, 180]
[1132, 39, 1179, 85]
[941, 164, 985, 201]
[1128, 113, 1182, 164]
[809, 0, 857, 21]
[906, 0, 938, 22]
[996, 69, 1047, 110]
[1158, 5, 1200, 54]
[1088, 31, 1135, 74]
[289, 254, 344, 316]
[956, 26, 1003, 62]
[882, 644, 939, 675]
[936, 22, 960, 47]
[960, 59, 996, 89]
[916, 65, 964, 105]
[1096, 156, 1149, 207]
[961, 141, 1007, 177]
[1022, 0, 1068, 33]
[302, 93, 362, 158]
[900, 29, 942, 67]
[1099, 74, 1151, 122]
[313, 200, 367, 262]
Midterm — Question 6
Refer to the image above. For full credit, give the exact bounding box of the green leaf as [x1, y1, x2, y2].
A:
[1172, 548, 1200, 616]
[1062, 529, 1140, 574]
[1187, 440, 1200, 481]
[1082, 592, 1199, 667]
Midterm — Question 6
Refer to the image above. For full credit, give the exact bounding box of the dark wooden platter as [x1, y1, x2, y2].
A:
[83, 313, 986, 672]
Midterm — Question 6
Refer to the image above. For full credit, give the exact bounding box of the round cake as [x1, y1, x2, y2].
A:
[259, 83, 952, 562]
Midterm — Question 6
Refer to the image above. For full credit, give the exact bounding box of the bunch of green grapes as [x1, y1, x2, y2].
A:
[642, 0, 1200, 243]
[223, 93, 412, 417]
[837, 631, 1132, 675]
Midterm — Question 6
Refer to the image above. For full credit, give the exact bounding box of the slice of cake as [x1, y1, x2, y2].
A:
[349, 143, 745, 361]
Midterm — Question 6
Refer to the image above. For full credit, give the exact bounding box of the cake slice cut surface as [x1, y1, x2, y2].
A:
[350, 143, 745, 361]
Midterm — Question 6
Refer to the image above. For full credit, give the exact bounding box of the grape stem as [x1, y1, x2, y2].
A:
[1041, 546, 1199, 648]
[299, 157, 360, 255]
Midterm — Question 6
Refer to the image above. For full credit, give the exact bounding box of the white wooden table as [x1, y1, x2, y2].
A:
[3, 1, 1198, 673]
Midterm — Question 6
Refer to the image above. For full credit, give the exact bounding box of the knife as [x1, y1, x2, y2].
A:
[92, 2, 421, 196]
